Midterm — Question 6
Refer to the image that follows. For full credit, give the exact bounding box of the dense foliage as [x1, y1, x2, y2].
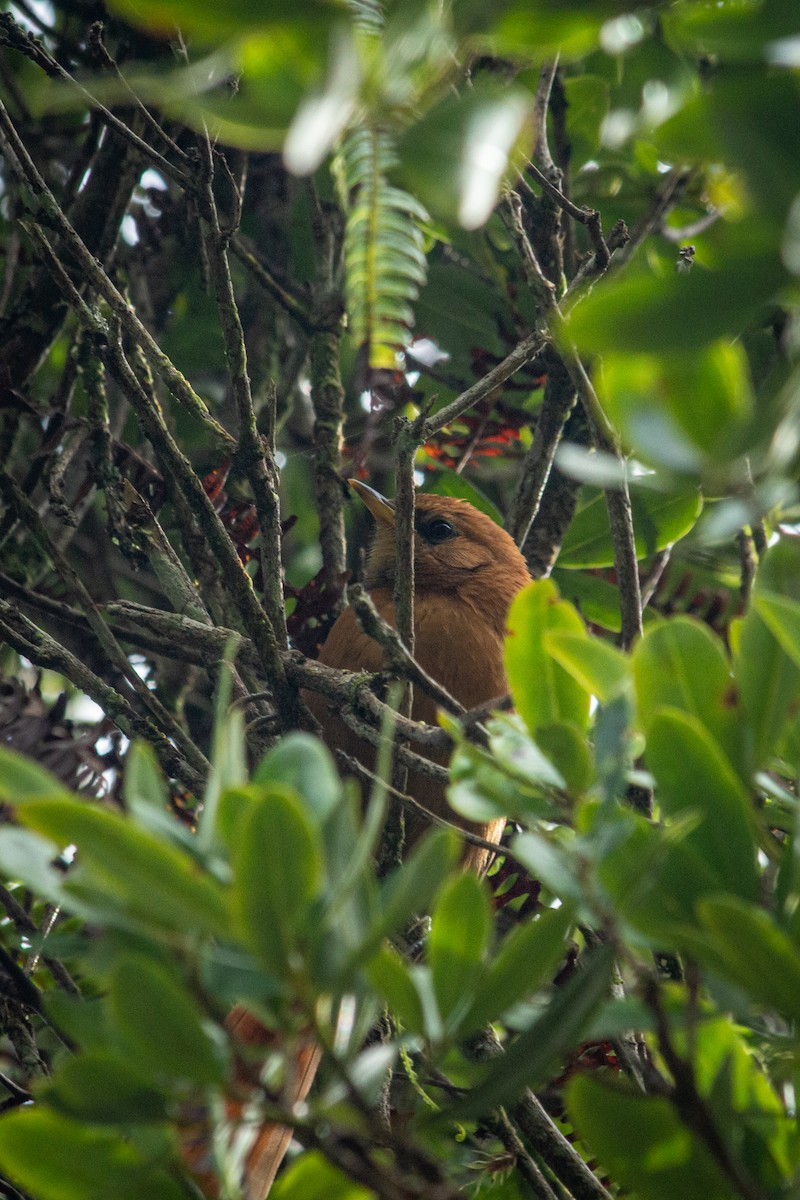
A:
[2, 1, 800, 1198]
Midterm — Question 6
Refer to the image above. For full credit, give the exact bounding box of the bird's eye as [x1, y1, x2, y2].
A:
[421, 517, 457, 544]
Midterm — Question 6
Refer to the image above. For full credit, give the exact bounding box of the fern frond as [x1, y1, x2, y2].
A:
[338, 127, 428, 371]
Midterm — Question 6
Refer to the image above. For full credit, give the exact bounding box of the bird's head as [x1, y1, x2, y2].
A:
[349, 480, 530, 625]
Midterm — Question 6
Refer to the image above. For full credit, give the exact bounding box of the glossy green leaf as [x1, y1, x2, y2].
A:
[567, 1074, 731, 1200]
[645, 709, 758, 899]
[253, 734, 342, 822]
[461, 905, 574, 1034]
[232, 786, 323, 973]
[427, 471, 503, 524]
[450, 943, 615, 1119]
[0, 1107, 183, 1200]
[544, 630, 630, 704]
[557, 486, 701, 568]
[271, 1150, 374, 1200]
[428, 872, 490, 1028]
[512, 832, 583, 907]
[698, 896, 800, 1024]
[633, 616, 741, 772]
[16, 798, 229, 936]
[44, 1052, 169, 1123]
[110, 955, 225, 1085]
[504, 580, 591, 734]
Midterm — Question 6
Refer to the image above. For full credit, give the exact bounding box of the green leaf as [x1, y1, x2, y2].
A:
[104, 0, 334, 43]
[544, 630, 630, 704]
[0, 1107, 182, 1200]
[428, 873, 490, 1029]
[633, 616, 741, 773]
[512, 832, 583, 907]
[367, 946, 425, 1036]
[271, 1150, 375, 1200]
[450, 943, 615, 1119]
[44, 1052, 169, 1123]
[253, 734, 342, 823]
[504, 580, 591, 734]
[557, 486, 702, 568]
[0, 828, 71, 906]
[231, 786, 323, 974]
[363, 829, 460, 958]
[109, 955, 225, 1086]
[566, 218, 783, 355]
[563, 75, 610, 168]
[645, 709, 758, 899]
[337, 128, 428, 369]
[596, 342, 754, 468]
[0, 746, 73, 804]
[397, 82, 533, 230]
[427, 472, 503, 524]
[736, 539, 800, 768]
[16, 799, 229, 936]
[697, 896, 800, 1024]
[461, 905, 574, 1034]
[567, 1074, 731, 1200]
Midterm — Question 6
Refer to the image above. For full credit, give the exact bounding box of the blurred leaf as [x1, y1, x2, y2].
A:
[557, 486, 702, 568]
[0, 827, 71, 907]
[110, 955, 225, 1085]
[427, 472, 503, 524]
[0, 1107, 183, 1200]
[428, 872, 490, 1028]
[567, 1074, 731, 1200]
[16, 799, 229, 936]
[461, 905, 574, 1034]
[645, 709, 758, 899]
[545, 630, 630, 704]
[231, 786, 323, 974]
[597, 341, 755, 467]
[365, 829, 460, 956]
[104, 0, 334, 43]
[398, 83, 533, 229]
[663, 0, 800, 64]
[736, 539, 800, 769]
[44, 1052, 169, 1123]
[449, 942, 615, 1119]
[367, 946, 425, 1035]
[633, 616, 741, 772]
[505, 580, 591, 734]
[563, 75, 610, 168]
[253, 734, 342, 823]
[566, 220, 784, 354]
[513, 831, 583, 906]
[0, 746, 73, 803]
[272, 1150, 375, 1200]
[698, 896, 800, 1024]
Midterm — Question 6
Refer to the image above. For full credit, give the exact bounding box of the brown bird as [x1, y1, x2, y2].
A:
[188, 482, 531, 1199]
[309, 480, 531, 870]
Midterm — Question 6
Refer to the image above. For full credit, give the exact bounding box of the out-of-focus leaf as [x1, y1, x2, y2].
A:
[663, 0, 800, 64]
[544, 630, 630, 704]
[449, 942, 615, 1119]
[646, 709, 758, 899]
[736, 539, 800, 769]
[563, 75, 610, 167]
[367, 946, 425, 1036]
[633, 616, 741, 773]
[109, 956, 225, 1086]
[566, 220, 783, 354]
[696, 896, 800, 1024]
[505, 580, 591, 734]
[596, 342, 754, 467]
[231, 786, 323, 974]
[253, 734, 342, 823]
[567, 1074, 731, 1200]
[427, 472, 503, 524]
[44, 1053, 169, 1123]
[428, 872, 490, 1028]
[271, 1150, 375, 1200]
[15, 799, 229, 936]
[104, 0, 334, 44]
[0, 1107, 183, 1200]
[512, 831, 582, 906]
[0, 746, 73, 803]
[398, 83, 533, 229]
[461, 905, 574, 1034]
[557, 486, 702, 568]
[490, 2, 629, 60]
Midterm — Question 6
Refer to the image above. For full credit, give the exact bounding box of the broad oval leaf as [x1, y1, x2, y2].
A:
[428, 872, 490, 1030]
[557, 486, 701, 568]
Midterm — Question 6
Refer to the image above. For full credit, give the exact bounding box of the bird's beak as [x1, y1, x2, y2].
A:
[348, 479, 395, 527]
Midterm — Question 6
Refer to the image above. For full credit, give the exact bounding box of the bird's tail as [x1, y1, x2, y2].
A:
[181, 1006, 321, 1200]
